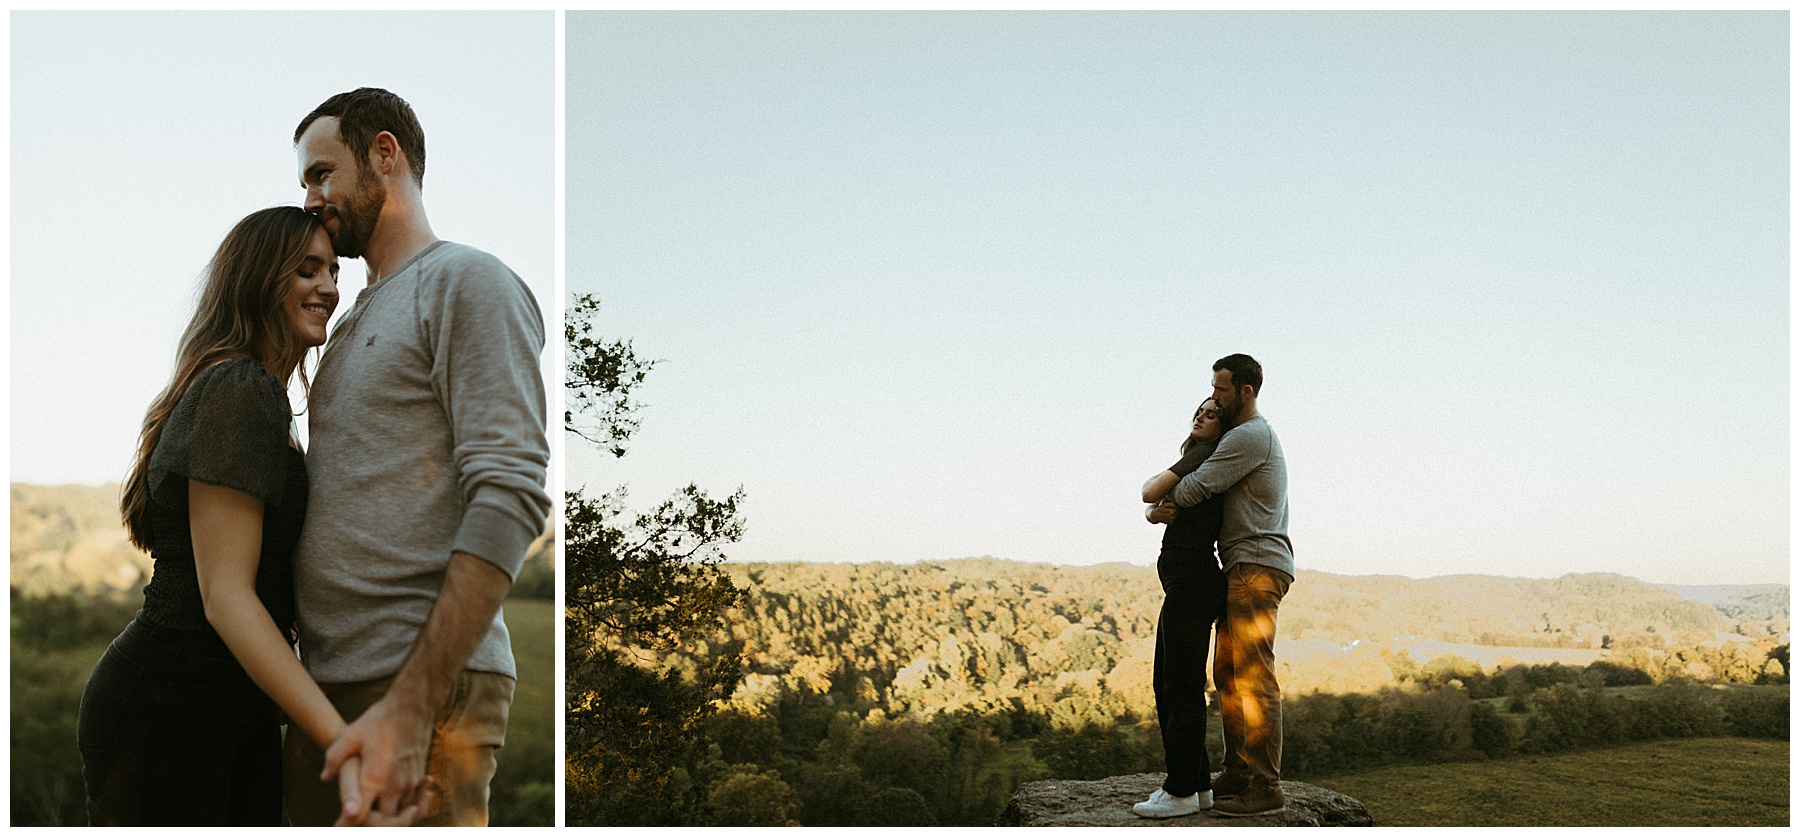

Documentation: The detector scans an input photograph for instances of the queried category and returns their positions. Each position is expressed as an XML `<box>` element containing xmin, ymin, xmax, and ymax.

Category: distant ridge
<box><xmin>726</xmin><ymin>558</ymin><xmax>1787</xmax><ymax>650</ymax></box>
<box><xmin>9</xmin><ymin>482</ymin><xmax>553</xmax><ymax>598</ymax></box>
<box><xmin>1657</xmin><ymin>583</ymin><xmax>1788</xmax><ymax>606</ymax></box>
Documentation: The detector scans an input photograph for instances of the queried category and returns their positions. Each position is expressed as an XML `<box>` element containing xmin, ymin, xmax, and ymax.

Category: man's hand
<box><xmin>324</xmin><ymin>552</ymin><xmax>509</xmax><ymax>824</ymax></box>
<box><xmin>1147</xmin><ymin>502</ymin><xmax>1178</xmax><ymax>525</ymax></box>
<box><xmin>334</xmin><ymin>755</ymin><xmax>434</xmax><ymax>826</ymax></box>
<box><xmin>323</xmin><ymin>695</ymin><xmax>435</xmax><ymax>825</ymax></box>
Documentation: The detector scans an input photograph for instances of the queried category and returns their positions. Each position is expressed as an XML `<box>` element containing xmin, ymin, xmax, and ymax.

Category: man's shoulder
<box><xmin>1223</xmin><ymin>415</ymin><xmax>1274</xmax><ymax>444</ymax></box>
<box><xmin>415</xmin><ymin>241</ymin><xmax>535</xmax><ymax>305</ymax></box>
<box><xmin>420</xmin><ymin>241</ymin><xmax>518</xmax><ymax>281</ymax></box>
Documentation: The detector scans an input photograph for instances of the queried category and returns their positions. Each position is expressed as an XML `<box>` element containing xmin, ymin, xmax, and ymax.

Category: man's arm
<box><xmin>323</xmin><ymin>551</ymin><xmax>510</xmax><ymax>821</ymax></box>
<box><xmin>327</xmin><ymin>250</ymin><xmax>551</xmax><ymax>823</ymax></box>
<box><xmin>1169</xmin><ymin>423</ymin><xmax>1267</xmax><ymax>507</ymax></box>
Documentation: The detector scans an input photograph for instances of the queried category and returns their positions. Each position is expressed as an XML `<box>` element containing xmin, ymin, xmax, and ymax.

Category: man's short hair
<box><xmin>295</xmin><ymin>88</ymin><xmax>426</xmax><ymax>187</ymax></box>
<box><xmin>1213</xmin><ymin>353</ymin><xmax>1263</xmax><ymax>395</ymax></box>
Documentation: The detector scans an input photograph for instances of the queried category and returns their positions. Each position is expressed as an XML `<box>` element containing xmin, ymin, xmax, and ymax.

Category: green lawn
<box><xmin>1310</xmin><ymin>737</ymin><xmax>1789</xmax><ymax>827</ymax></box>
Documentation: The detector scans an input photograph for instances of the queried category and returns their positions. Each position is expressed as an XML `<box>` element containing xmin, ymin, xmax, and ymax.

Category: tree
<box><xmin>563</xmin><ymin>294</ymin><xmax>748</xmax><ymax>825</ymax></box>
<box><xmin>705</xmin><ymin>767</ymin><xmax>803</xmax><ymax>826</ymax></box>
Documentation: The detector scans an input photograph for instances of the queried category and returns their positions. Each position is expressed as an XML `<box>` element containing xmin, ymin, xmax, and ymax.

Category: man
<box><xmin>1154</xmin><ymin>353</ymin><xmax>1293</xmax><ymax>818</ymax></box>
<box><xmin>284</xmin><ymin>88</ymin><xmax>551</xmax><ymax>826</ymax></box>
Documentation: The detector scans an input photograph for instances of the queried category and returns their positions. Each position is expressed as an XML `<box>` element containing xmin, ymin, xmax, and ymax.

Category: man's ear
<box><xmin>369</xmin><ymin>131</ymin><xmax>401</xmax><ymax>178</ymax></box>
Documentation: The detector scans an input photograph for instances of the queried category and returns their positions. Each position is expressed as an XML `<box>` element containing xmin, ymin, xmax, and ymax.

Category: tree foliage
<box><xmin>562</xmin><ymin>294</ymin><xmax>747</xmax><ymax>825</ymax></box>
<box><xmin>563</xmin><ymin>294</ymin><xmax>656</xmax><ymax>458</ymax></box>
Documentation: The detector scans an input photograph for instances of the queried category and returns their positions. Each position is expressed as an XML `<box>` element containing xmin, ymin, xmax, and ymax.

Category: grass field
<box><xmin>492</xmin><ymin>598</ymin><xmax>556</xmax><ymax>826</ymax></box>
<box><xmin>1310</xmin><ymin>737</ymin><xmax>1790</xmax><ymax>827</ymax></box>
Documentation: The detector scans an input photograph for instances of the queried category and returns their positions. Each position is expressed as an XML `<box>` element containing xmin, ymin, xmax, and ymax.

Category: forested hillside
<box><xmin>635</xmin><ymin>558</ymin><xmax>1786</xmax><ymax>826</ymax></box>
<box><xmin>11</xmin><ymin>483</ymin><xmax>148</xmax><ymax>596</ymax></box>
<box><xmin>697</xmin><ymin>559</ymin><xmax>1782</xmax><ymax>718</ymax></box>
<box><xmin>9</xmin><ymin>482</ymin><xmax>555</xmax><ymax>597</ymax></box>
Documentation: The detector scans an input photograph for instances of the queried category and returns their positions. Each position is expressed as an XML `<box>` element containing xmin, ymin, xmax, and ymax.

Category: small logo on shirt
<box><xmin>365</xmin><ymin>335</ymin><xmax>377</xmax><ymax>347</ymax></box>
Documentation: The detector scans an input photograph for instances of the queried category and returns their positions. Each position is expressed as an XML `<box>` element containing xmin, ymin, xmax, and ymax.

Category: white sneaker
<box><xmin>1131</xmin><ymin>787</ymin><xmax>1212</xmax><ymax>818</ymax></box>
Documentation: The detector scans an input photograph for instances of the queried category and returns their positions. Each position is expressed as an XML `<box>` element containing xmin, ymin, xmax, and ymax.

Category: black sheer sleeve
<box><xmin>147</xmin><ymin>357</ymin><xmax>291</xmax><ymax>508</ymax></box>
<box><xmin>1166</xmin><ymin>440</ymin><xmax>1216</xmax><ymax>478</ymax></box>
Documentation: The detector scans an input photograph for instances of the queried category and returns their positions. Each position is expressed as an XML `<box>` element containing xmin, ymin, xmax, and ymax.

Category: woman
<box><xmin>1130</xmin><ymin>399</ymin><xmax>1229</xmax><ymax>819</ymax></box>
<box><xmin>77</xmin><ymin>207</ymin><xmax>422</xmax><ymax>825</ymax></box>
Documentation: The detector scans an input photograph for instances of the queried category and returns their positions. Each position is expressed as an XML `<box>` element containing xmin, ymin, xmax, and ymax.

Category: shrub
<box><xmin>1586</xmin><ymin>660</ymin><xmax>1653</xmax><ymax>687</ymax></box>
<box><xmin>1720</xmin><ymin>687</ymin><xmax>1788</xmax><ymax>739</ymax></box>
<box><xmin>1467</xmin><ymin>701</ymin><xmax>1515</xmax><ymax>758</ymax></box>
<box><xmin>1633</xmin><ymin>683</ymin><xmax>1724</xmax><ymax>739</ymax></box>
<box><xmin>1521</xmin><ymin>684</ymin><xmax>1593</xmax><ymax>753</ymax></box>
<box><xmin>1281</xmin><ymin>692</ymin><xmax>1346</xmax><ymax>775</ymax></box>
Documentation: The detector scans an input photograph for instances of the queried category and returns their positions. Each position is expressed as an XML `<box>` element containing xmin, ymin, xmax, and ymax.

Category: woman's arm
<box><xmin>1142</xmin><ymin>471</ymin><xmax>1181</xmax><ymax>504</ymax></box>
<box><xmin>1143</xmin><ymin>440</ymin><xmax>1217</xmax><ymax>503</ymax></box>
<box><xmin>189</xmin><ymin>480</ymin><xmax>346</xmax><ymax>750</ymax></box>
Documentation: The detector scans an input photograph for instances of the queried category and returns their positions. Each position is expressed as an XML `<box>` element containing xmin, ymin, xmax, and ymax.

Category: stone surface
<box><xmin>995</xmin><ymin>773</ymin><xmax>1373</xmax><ymax>827</ymax></box>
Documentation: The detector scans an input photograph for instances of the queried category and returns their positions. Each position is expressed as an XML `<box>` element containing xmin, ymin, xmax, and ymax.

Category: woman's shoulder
<box><xmin>151</xmin><ymin>357</ymin><xmax>295</xmax><ymax>508</ymax></box>
<box><xmin>187</xmin><ymin>357</ymin><xmax>285</xmax><ymax>402</ymax></box>
<box><xmin>173</xmin><ymin>357</ymin><xmax>291</xmax><ymax>430</ymax></box>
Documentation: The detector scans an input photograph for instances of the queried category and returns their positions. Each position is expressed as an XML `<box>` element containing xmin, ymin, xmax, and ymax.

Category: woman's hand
<box><xmin>334</xmin><ymin>755</ymin><xmax>434</xmax><ymax>826</ymax></box>
<box><xmin>1146</xmin><ymin>501</ymin><xmax>1178</xmax><ymax>525</ymax></box>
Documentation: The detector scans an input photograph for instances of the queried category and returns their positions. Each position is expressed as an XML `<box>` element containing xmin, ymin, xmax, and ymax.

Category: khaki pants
<box><xmin>1213</xmin><ymin>563</ymin><xmax>1291</xmax><ymax>791</ymax></box>
<box><xmin>283</xmin><ymin>670</ymin><xmax>513</xmax><ymax>826</ymax></box>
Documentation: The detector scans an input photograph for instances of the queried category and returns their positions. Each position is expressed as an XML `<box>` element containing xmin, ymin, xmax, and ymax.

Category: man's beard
<box><xmin>1219</xmin><ymin>396</ymin><xmax>1243</xmax><ymax>425</ymax></box>
<box><xmin>328</xmin><ymin>166</ymin><xmax>387</xmax><ymax>258</ymax></box>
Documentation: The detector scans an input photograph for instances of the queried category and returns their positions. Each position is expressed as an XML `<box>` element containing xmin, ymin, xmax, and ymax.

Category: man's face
<box><xmin>1211</xmin><ymin>368</ymin><xmax>1242</xmax><ymax>424</ymax></box>
<box><xmin>297</xmin><ymin>117</ymin><xmax>387</xmax><ymax>259</ymax></box>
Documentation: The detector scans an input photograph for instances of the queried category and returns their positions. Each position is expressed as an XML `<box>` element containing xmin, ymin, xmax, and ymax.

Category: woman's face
<box><xmin>1189</xmin><ymin>401</ymin><xmax>1224</xmax><ymax>443</ymax></box>
<box><xmin>283</xmin><ymin>227</ymin><xmax>341</xmax><ymax>348</ymax></box>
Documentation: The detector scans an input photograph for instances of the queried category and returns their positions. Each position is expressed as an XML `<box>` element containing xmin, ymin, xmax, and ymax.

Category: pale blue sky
<box><xmin>568</xmin><ymin>12</ymin><xmax>1788</xmax><ymax>586</ymax></box>
<box><xmin>11</xmin><ymin>12</ymin><xmax>556</xmax><ymax>486</ymax></box>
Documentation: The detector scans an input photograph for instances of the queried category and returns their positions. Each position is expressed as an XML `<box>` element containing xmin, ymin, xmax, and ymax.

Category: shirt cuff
<box><xmin>451</xmin><ymin>499</ymin><xmax>537</xmax><ymax>579</ymax></box>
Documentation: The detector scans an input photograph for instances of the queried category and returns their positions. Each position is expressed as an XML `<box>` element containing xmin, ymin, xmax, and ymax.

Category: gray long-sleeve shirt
<box><xmin>1170</xmin><ymin>414</ymin><xmax>1294</xmax><ymax>579</ymax></box>
<box><xmin>295</xmin><ymin>241</ymin><xmax>551</xmax><ymax>684</ymax></box>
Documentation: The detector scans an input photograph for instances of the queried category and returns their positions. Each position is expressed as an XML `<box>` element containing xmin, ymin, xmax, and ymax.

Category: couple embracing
<box><xmin>77</xmin><ymin>88</ymin><xmax>552</xmax><ymax>826</ymax></box>
<box><xmin>1134</xmin><ymin>354</ymin><xmax>1294</xmax><ymax>819</ymax></box>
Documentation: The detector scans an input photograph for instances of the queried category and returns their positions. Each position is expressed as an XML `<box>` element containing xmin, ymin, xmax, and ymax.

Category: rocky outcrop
<box><xmin>996</xmin><ymin>773</ymin><xmax>1372</xmax><ymax>827</ymax></box>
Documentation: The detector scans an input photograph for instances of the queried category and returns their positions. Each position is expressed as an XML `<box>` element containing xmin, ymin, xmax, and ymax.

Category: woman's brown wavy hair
<box><xmin>120</xmin><ymin>206</ymin><xmax>323</xmax><ymax>550</ymax></box>
<box><xmin>1179</xmin><ymin>398</ymin><xmax>1220</xmax><ymax>457</ymax></box>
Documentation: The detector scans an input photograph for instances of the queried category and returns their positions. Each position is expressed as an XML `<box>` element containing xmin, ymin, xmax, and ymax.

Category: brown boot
<box><xmin>1209</xmin><ymin>783</ymin><xmax>1286</xmax><ymax>818</ymax></box>
<box><xmin>1209</xmin><ymin>771</ymin><xmax>1251</xmax><ymax>800</ymax></box>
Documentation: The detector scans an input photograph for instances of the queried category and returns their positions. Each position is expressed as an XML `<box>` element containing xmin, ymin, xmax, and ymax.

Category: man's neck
<box><xmin>1232</xmin><ymin>403</ymin><xmax>1261</xmax><ymax>428</ymax></box>
<box><xmin>362</xmin><ymin>206</ymin><xmax>439</xmax><ymax>285</ymax></box>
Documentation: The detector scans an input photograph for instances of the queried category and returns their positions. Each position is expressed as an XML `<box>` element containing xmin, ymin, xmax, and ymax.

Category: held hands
<box><xmin>333</xmin><ymin>755</ymin><xmax>434</xmax><ymax>826</ymax></box>
<box><xmin>1146</xmin><ymin>502</ymin><xmax>1178</xmax><ymax>525</ymax></box>
<box><xmin>323</xmin><ymin>695</ymin><xmax>436</xmax><ymax>826</ymax></box>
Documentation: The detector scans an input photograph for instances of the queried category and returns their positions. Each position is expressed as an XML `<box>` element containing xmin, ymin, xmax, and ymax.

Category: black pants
<box><xmin>1154</xmin><ymin>546</ymin><xmax>1227</xmax><ymax>798</ymax></box>
<box><xmin>77</xmin><ymin>613</ymin><xmax>282</xmax><ymax>826</ymax></box>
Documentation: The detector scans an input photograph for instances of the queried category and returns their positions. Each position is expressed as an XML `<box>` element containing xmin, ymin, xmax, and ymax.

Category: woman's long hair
<box><xmin>120</xmin><ymin>206</ymin><xmax>323</xmax><ymax>550</ymax></box>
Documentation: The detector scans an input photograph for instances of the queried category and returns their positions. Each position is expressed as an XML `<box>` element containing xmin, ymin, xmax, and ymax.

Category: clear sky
<box><xmin>11</xmin><ymin>12</ymin><xmax>556</xmax><ymax>486</ymax></box>
<box><xmin>567</xmin><ymin>12</ymin><xmax>1788</xmax><ymax>587</ymax></box>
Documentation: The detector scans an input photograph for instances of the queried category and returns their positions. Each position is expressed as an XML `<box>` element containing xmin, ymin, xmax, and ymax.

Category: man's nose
<box><xmin>303</xmin><ymin>186</ymin><xmax>325</xmax><ymax>214</ymax></box>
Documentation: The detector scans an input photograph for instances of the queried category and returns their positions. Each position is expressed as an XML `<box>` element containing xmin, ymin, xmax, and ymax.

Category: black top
<box><xmin>1161</xmin><ymin>491</ymin><xmax>1225</xmax><ymax>555</ymax></box>
<box><xmin>1159</xmin><ymin>440</ymin><xmax>1225</xmax><ymax>555</ymax></box>
<box><xmin>139</xmin><ymin>358</ymin><xmax>306</xmax><ymax>634</ymax></box>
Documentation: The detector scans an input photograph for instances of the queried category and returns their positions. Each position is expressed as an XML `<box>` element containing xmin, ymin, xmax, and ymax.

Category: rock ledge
<box><xmin>995</xmin><ymin>773</ymin><xmax>1372</xmax><ymax>827</ymax></box>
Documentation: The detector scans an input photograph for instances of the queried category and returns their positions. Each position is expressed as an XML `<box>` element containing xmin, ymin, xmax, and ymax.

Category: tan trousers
<box><xmin>1213</xmin><ymin>562</ymin><xmax>1291</xmax><ymax>791</ymax></box>
<box><xmin>283</xmin><ymin>670</ymin><xmax>513</xmax><ymax>826</ymax></box>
